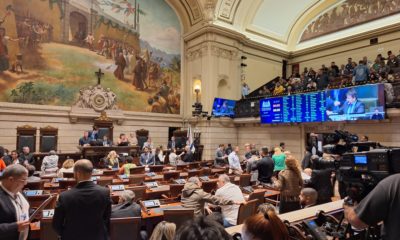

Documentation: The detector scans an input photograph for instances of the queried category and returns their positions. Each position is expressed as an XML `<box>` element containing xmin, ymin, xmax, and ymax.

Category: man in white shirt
<box><xmin>0</xmin><ymin>164</ymin><xmax>30</xmax><ymax>240</ymax></box>
<box><xmin>228</xmin><ymin>146</ymin><xmax>243</xmax><ymax>175</ymax></box>
<box><xmin>214</xmin><ymin>174</ymin><xmax>244</xmax><ymax>227</ymax></box>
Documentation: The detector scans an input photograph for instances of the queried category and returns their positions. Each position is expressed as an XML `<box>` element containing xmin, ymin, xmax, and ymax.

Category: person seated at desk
<box><xmin>27</xmin><ymin>165</ymin><xmax>41</xmax><ymax>182</ymax></box>
<box><xmin>40</xmin><ymin>150</ymin><xmax>59</xmax><ymax>174</ymax></box>
<box><xmin>19</xmin><ymin>146</ymin><xmax>34</xmax><ymax>166</ymax></box>
<box><xmin>89</xmin><ymin>126</ymin><xmax>99</xmax><ymax>141</ymax></box>
<box><xmin>371</xmin><ymin>107</ymin><xmax>384</xmax><ymax>120</ymax></box>
<box><xmin>155</xmin><ymin>146</ymin><xmax>165</xmax><ymax>165</ymax></box>
<box><xmin>118</xmin><ymin>156</ymin><xmax>136</xmax><ymax>176</ymax></box>
<box><xmin>103</xmin><ymin>150</ymin><xmax>119</xmax><ymax>169</ymax></box>
<box><xmin>57</xmin><ymin>159</ymin><xmax>75</xmax><ymax>178</ymax></box>
<box><xmin>299</xmin><ymin>188</ymin><xmax>318</xmax><ymax>209</ymax></box>
<box><xmin>326</xmin><ymin>88</ymin><xmax>365</xmax><ymax>116</ymax></box>
<box><xmin>129</xmin><ymin>132</ymin><xmax>138</xmax><ymax>146</ymax></box>
<box><xmin>79</xmin><ymin>131</ymin><xmax>91</xmax><ymax>147</ymax></box>
<box><xmin>116</xmin><ymin>133</ymin><xmax>130</xmax><ymax>146</ymax></box>
<box><xmin>9</xmin><ymin>150</ymin><xmax>22</xmax><ymax>166</ymax></box>
<box><xmin>111</xmin><ymin>190</ymin><xmax>141</xmax><ymax>218</ymax></box>
<box><xmin>251</xmin><ymin>147</ymin><xmax>274</xmax><ymax>185</ymax></box>
<box><xmin>181</xmin><ymin>146</ymin><xmax>194</xmax><ymax>163</ymax></box>
<box><xmin>140</xmin><ymin>147</ymin><xmax>155</xmax><ymax>166</ymax></box>
<box><xmin>181</xmin><ymin>177</ymin><xmax>235</xmax><ymax>216</ymax></box>
<box><xmin>228</xmin><ymin>146</ymin><xmax>243</xmax><ymax>175</ymax></box>
<box><xmin>101</xmin><ymin>135</ymin><xmax>112</xmax><ymax>147</ymax></box>
<box><xmin>241</xmin><ymin>211</ymin><xmax>289</xmax><ymax>240</ymax></box>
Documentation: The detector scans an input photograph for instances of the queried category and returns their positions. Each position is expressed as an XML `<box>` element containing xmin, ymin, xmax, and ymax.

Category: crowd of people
<box><xmin>242</xmin><ymin>49</ymin><xmax>400</xmax><ymax>99</ymax></box>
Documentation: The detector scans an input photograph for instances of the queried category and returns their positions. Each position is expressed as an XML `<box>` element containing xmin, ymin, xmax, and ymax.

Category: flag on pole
<box><xmin>187</xmin><ymin>125</ymin><xmax>195</xmax><ymax>153</ymax></box>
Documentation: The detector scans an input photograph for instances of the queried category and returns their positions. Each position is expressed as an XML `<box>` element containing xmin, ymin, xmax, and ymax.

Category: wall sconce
<box><xmin>193</xmin><ymin>80</ymin><xmax>202</xmax><ymax>103</ymax></box>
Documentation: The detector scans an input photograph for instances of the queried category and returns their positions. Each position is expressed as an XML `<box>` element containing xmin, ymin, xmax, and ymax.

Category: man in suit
<box><xmin>111</xmin><ymin>190</ymin><xmax>141</xmax><ymax>218</ymax></box>
<box><xmin>0</xmin><ymin>164</ymin><xmax>30</xmax><ymax>240</ymax></box>
<box><xmin>328</xmin><ymin>88</ymin><xmax>365</xmax><ymax>117</ymax></box>
<box><xmin>167</xmin><ymin>136</ymin><xmax>176</xmax><ymax>149</ymax></box>
<box><xmin>52</xmin><ymin>159</ymin><xmax>111</xmax><ymax>240</ymax></box>
<box><xmin>299</xmin><ymin>188</ymin><xmax>318</xmax><ymax>209</ymax></box>
<box><xmin>215</xmin><ymin>144</ymin><xmax>227</xmax><ymax>166</ymax></box>
<box><xmin>139</xmin><ymin>147</ymin><xmax>155</xmax><ymax>166</ymax></box>
<box><xmin>182</xmin><ymin>145</ymin><xmax>194</xmax><ymax>163</ymax></box>
<box><xmin>252</xmin><ymin>147</ymin><xmax>274</xmax><ymax>184</ymax></box>
<box><xmin>88</xmin><ymin>126</ymin><xmax>99</xmax><ymax>141</ymax></box>
<box><xmin>19</xmin><ymin>146</ymin><xmax>34</xmax><ymax>166</ymax></box>
<box><xmin>78</xmin><ymin>131</ymin><xmax>91</xmax><ymax>146</ymax></box>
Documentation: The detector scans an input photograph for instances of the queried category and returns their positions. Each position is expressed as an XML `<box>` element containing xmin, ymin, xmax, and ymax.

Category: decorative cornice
<box><xmin>186</xmin><ymin>44</ymin><xmax>209</xmax><ymax>61</ymax></box>
<box><xmin>210</xmin><ymin>45</ymin><xmax>238</xmax><ymax>59</ymax></box>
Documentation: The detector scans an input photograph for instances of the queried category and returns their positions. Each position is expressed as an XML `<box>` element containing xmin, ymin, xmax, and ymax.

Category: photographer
<box><xmin>344</xmin><ymin>174</ymin><xmax>400</xmax><ymax>240</ymax></box>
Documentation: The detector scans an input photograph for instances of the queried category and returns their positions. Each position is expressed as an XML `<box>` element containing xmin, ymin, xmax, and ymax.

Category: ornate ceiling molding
<box><xmin>180</xmin><ymin>0</ymin><xmax>204</xmax><ymax>26</ymax></box>
<box><xmin>217</xmin><ymin>0</ymin><xmax>241</xmax><ymax>24</ymax></box>
<box><xmin>210</xmin><ymin>45</ymin><xmax>238</xmax><ymax>60</ymax></box>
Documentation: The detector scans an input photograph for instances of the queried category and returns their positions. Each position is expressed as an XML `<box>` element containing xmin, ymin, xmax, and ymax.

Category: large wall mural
<box><xmin>0</xmin><ymin>0</ymin><xmax>181</xmax><ymax>114</ymax></box>
<box><xmin>300</xmin><ymin>0</ymin><xmax>400</xmax><ymax>42</ymax></box>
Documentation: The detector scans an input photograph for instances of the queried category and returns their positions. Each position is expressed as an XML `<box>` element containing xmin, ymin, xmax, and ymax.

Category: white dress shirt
<box><xmin>228</xmin><ymin>151</ymin><xmax>241</xmax><ymax>170</ymax></box>
<box><xmin>215</xmin><ymin>182</ymin><xmax>245</xmax><ymax>225</ymax></box>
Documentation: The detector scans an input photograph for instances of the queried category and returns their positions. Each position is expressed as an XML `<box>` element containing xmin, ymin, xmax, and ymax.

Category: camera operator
<box><xmin>344</xmin><ymin>174</ymin><xmax>400</xmax><ymax>240</ymax></box>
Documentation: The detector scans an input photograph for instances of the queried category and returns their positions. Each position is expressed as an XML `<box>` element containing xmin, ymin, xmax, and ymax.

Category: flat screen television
<box><xmin>212</xmin><ymin>98</ymin><xmax>236</xmax><ymax>117</ymax></box>
<box><xmin>326</xmin><ymin>84</ymin><xmax>385</xmax><ymax>122</ymax></box>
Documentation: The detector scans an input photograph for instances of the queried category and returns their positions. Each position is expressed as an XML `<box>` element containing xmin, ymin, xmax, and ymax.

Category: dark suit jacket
<box><xmin>52</xmin><ymin>181</ymin><xmax>111</xmax><ymax>240</ymax></box>
<box><xmin>182</xmin><ymin>152</ymin><xmax>194</xmax><ymax>163</ymax></box>
<box><xmin>253</xmin><ymin>156</ymin><xmax>274</xmax><ymax>184</ymax></box>
<box><xmin>305</xmin><ymin>169</ymin><xmax>333</xmax><ymax>204</ymax></box>
<box><xmin>111</xmin><ymin>202</ymin><xmax>141</xmax><ymax>218</ymax></box>
<box><xmin>0</xmin><ymin>187</ymin><xmax>19</xmax><ymax>240</ymax></box>
<box><xmin>338</xmin><ymin>100</ymin><xmax>365</xmax><ymax>115</ymax></box>
<box><xmin>301</xmin><ymin>151</ymin><xmax>312</xmax><ymax>170</ymax></box>
<box><xmin>139</xmin><ymin>153</ymin><xmax>155</xmax><ymax>166</ymax></box>
<box><xmin>19</xmin><ymin>153</ymin><xmax>34</xmax><ymax>165</ymax></box>
<box><xmin>167</xmin><ymin>141</ymin><xmax>176</xmax><ymax>149</ymax></box>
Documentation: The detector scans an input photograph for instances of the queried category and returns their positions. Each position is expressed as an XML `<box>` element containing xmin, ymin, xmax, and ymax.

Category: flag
<box><xmin>187</xmin><ymin>125</ymin><xmax>195</xmax><ymax>153</ymax></box>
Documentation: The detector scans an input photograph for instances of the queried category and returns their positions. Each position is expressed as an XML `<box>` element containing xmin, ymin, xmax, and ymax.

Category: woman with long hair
<box><xmin>241</xmin><ymin>210</ymin><xmax>289</xmax><ymax>240</ymax></box>
<box><xmin>273</xmin><ymin>155</ymin><xmax>303</xmax><ymax>214</ymax></box>
<box><xmin>104</xmin><ymin>150</ymin><xmax>119</xmax><ymax>169</ymax></box>
<box><xmin>149</xmin><ymin>221</ymin><xmax>176</xmax><ymax>240</ymax></box>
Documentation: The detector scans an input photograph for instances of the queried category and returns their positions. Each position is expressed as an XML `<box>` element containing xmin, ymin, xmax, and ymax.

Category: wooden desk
<box><xmin>79</xmin><ymin>146</ymin><xmax>140</xmax><ymax>158</ymax></box>
<box><xmin>225</xmin><ymin>199</ymin><xmax>344</xmax><ymax>235</ymax></box>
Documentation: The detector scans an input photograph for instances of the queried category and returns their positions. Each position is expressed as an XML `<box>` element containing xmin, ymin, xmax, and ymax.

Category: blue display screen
<box><xmin>212</xmin><ymin>98</ymin><xmax>236</xmax><ymax>117</ymax></box>
<box><xmin>354</xmin><ymin>155</ymin><xmax>367</xmax><ymax>165</ymax></box>
<box><xmin>260</xmin><ymin>84</ymin><xmax>385</xmax><ymax>124</ymax></box>
<box><xmin>260</xmin><ymin>92</ymin><xmax>326</xmax><ymax>124</ymax></box>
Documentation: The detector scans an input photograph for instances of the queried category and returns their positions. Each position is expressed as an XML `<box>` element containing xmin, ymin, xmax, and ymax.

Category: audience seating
<box><xmin>25</xmin><ymin>180</ymin><xmax>45</xmax><ymax>190</ymax></box>
<box><xmin>103</xmin><ymin>169</ymin><xmax>119</xmax><ymax>176</ymax></box>
<box><xmin>201</xmin><ymin>180</ymin><xmax>217</xmax><ymax>193</ymax></box>
<box><xmin>163</xmin><ymin>208</ymin><xmax>194</xmax><ymax>231</ymax></box>
<box><xmin>39</xmin><ymin>126</ymin><xmax>58</xmax><ymax>152</ymax></box>
<box><xmin>236</xmin><ymin>199</ymin><xmax>258</xmax><ymax>225</ymax></box>
<box><xmin>199</xmin><ymin>168</ymin><xmax>211</xmax><ymax>176</ymax></box>
<box><xmin>248</xmin><ymin>190</ymin><xmax>267</xmax><ymax>207</ymax></box>
<box><xmin>149</xmin><ymin>165</ymin><xmax>164</xmax><ymax>173</ymax></box>
<box><xmin>128</xmin><ymin>174</ymin><xmax>145</xmax><ymax>185</ymax></box>
<box><xmin>239</xmin><ymin>174</ymin><xmax>251</xmax><ymax>187</ymax></box>
<box><xmin>163</xmin><ymin>171</ymin><xmax>180</xmax><ymax>181</ymax></box>
<box><xmin>109</xmin><ymin>217</ymin><xmax>142</xmax><ymax>240</ymax></box>
<box><xmin>130</xmin><ymin>166</ymin><xmax>145</xmax><ymax>175</ymax></box>
<box><xmin>163</xmin><ymin>184</ymin><xmax>184</xmax><ymax>199</ymax></box>
<box><xmin>125</xmin><ymin>185</ymin><xmax>146</xmax><ymax>201</ymax></box>
<box><xmin>187</xmin><ymin>169</ymin><xmax>200</xmax><ymax>178</ymax></box>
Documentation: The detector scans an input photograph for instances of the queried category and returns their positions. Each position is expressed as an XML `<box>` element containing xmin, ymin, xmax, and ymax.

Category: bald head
<box><xmin>300</xmin><ymin>188</ymin><xmax>318</xmax><ymax>206</ymax></box>
<box><xmin>73</xmin><ymin>159</ymin><xmax>93</xmax><ymax>181</ymax></box>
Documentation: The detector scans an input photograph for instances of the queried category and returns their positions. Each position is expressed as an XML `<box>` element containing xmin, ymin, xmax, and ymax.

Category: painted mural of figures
<box><xmin>97</xmin><ymin>34</ymin><xmax>105</xmax><ymax>54</ymax></box>
<box><xmin>0</xmin><ymin>27</ymin><xmax>9</xmax><ymax>72</ymax></box>
<box><xmin>114</xmin><ymin>52</ymin><xmax>126</xmax><ymax>80</ymax></box>
<box><xmin>142</xmin><ymin>49</ymin><xmax>150</xmax><ymax>87</ymax></box>
<box><xmin>128</xmin><ymin>50</ymin><xmax>137</xmax><ymax>74</ymax></box>
<box><xmin>85</xmin><ymin>32</ymin><xmax>95</xmax><ymax>51</ymax></box>
<box><xmin>133</xmin><ymin>56</ymin><xmax>144</xmax><ymax>90</ymax></box>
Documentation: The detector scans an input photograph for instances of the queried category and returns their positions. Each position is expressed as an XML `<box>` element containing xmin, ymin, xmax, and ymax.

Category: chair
<box><xmin>149</xmin><ymin>165</ymin><xmax>164</xmax><ymax>173</ymax></box>
<box><xmin>97</xmin><ymin>177</ymin><xmax>113</xmax><ymax>186</ymax></box>
<box><xmin>125</xmin><ymin>185</ymin><xmax>146</xmax><ymax>201</ymax></box>
<box><xmin>16</xmin><ymin>125</ymin><xmax>37</xmax><ymax>152</ymax></box>
<box><xmin>25</xmin><ymin>180</ymin><xmax>45</xmax><ymax>190</ymax></box>
<box><xmin>163</xmin><ymin>171</ymin><xmax>180</xmax><ymax>181</ymax></box>
<box><xmin>136</xmin><ymin>129</ymin><xmax>149</xmax><ymax>149</ymax></box>
<box><xmin>40</xmin><ymin>217</ymin><xmax>58</xmax><ymax>240</ymax></box>
<box><xmin>187</xmin><ymin>169</ymin><xmax>200</xmax><ymax>178</ymax></box>
<box><xmin>59</xmin><ymin>179</ymin><xmax>77</xmax><ymax>189</ymax></box>
<box><xmin>239</xmin><ymin>174</ymin><xmax>252</xmax><ymax>187</ymax></box>
<box><xmin>94</xmin><ymin>112</ymin><xmax>114</xmax><ymax>140</ymax></box>
<box><xmin>130</xmin><ymin>166</ymin><xmax>145</xmax><ymax>175</ymax></box>
<box><xmin>248</xmin><ymin>190</ymin><xmax>267</xmax><ymax>207</ymax></box>
<box><xmin>63</xmin><ymin>172</ymin><xmax>74</xmax><ymax>178</ymax></box>
<box><xmin>163</xmin><ymin>184</ymin><xmax>184</xmax><ymax>199</ymax></box>
<box><xmin>236</xmin><ymin>199</ymin><xmax>258</xmax><ymax>225</ymax></box>
<box><xmin>128</xmin><ymin>174</ymin><xmax>145</xmax><ymax>185</ymax></box>
<box><xmin>110</xmin><ymin>217</ymin><xmax>142</xmax><ymax>240</ymax></box>
<box><xmin>164</xmin><ymin>209</ymin><xmax>194</xmax><ymax>230</ymax></box>
<box><xmin>39</xmin><ymin>126</ymin><xmax>58</xmax><ymax>152</ymax></box>
<box><xmin>201</xmin><ymin>181</ymin><xmax>217</xmax><ymax>193</ymax></box>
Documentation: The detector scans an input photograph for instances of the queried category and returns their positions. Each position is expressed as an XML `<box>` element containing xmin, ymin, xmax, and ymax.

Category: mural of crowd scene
<box><xmin>300</xmin><ymin>0</ymin><xmax>400</xmax><ymax>42</ymax></box>
<box><xmin>0</xmin><ymin>0</ymin><xmax>181</xmax><ymax>114</ymax></box>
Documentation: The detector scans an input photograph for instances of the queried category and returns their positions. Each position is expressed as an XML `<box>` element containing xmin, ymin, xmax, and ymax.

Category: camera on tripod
<box><xmin>192</xmin><ymin>102</ymin><xmax>208</xmax><ymax>118</ymax></box>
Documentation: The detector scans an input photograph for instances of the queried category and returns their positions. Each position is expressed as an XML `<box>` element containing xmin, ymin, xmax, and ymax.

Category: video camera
<box><xmin>192</xmin><ymin>102</ymin><xmax>208</xmax><ymax>117</ymax></box>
